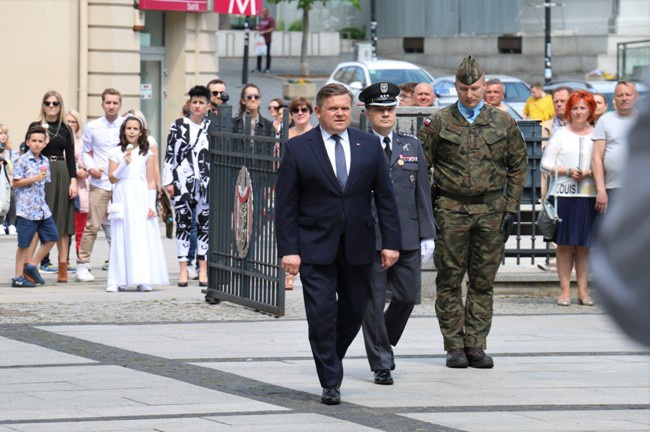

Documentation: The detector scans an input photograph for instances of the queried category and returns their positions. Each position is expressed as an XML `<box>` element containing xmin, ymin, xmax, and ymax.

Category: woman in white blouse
<box><xmin>541</xmin><ymin>90</ymin><xmax>598</xmax><ymax>307</ymax></box>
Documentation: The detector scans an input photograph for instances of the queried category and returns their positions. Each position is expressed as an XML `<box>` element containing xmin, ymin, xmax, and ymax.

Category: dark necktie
<box><xmin>466</xmin><ymin>109</ymin><xmax>474</xmax><ymax>119</ymax></box>
<box><xmin>383</xmin><ymin>136</ymin><xmax>392</xmax><ymax>160</ymax></box>
<box><xmin>332</xmin><ymin>134</ymin><xmax>347</xmax><ymax>189</ymax></box>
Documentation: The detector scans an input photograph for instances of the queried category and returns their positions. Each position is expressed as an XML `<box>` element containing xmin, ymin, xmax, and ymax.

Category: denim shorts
<box><xmin>16</xmin><ymin>216</ymin><xmax>60</xmax><ymax>248</ymax></box>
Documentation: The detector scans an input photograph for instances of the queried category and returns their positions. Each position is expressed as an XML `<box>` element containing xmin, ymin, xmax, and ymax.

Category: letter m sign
<box><xmin>214</xmin><ymin>0</ymin><xmax>263</xmax><ymax>15</ymax></box>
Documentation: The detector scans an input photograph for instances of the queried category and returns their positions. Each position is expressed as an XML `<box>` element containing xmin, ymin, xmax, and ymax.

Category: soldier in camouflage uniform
<box><xmin>417</xmin><ymin>55</ymin><xmax>528</xmax><ymax>369</ymax></box>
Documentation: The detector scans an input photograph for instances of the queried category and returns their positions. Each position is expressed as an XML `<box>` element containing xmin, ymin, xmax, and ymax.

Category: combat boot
<box><xmin>465</xmin><ymin>347</ymin><xmax>494</xmax><ymax>368</ymax></box>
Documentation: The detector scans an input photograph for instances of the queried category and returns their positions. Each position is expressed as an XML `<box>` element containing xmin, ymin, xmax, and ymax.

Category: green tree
<box><xmin>268</xmin><ymin>0</ymin><xmax>361</xmax><ymax>76</ymax></box>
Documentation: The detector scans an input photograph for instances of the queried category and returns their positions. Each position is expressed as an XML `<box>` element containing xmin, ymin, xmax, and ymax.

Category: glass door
<box><xmin>140</xmin><ymin>48</ymin><xmax>166</xmax><ymax>168</ymax></box>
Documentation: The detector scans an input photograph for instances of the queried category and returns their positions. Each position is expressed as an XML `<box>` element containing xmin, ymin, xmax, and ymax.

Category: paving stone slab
<box><xmin>0</xmin><ymin>413</ymin><xmax>382</xmax><ymax>432</ymax></box>
<box><xmin>402</xmin><ymin>410</ymin><xmax>650</xmax><ymax>432</ymax></box>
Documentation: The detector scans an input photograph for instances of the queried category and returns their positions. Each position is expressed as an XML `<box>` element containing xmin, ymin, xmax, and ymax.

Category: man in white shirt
<box><xmin>76</xmin><ymin>89</ymin><xmax>124</xmax><ymax>282</ymax></box>
<box><xmin>592</xmin><ymin>81</ymin><xmax>639</xmax><ymax>214</ymax></box>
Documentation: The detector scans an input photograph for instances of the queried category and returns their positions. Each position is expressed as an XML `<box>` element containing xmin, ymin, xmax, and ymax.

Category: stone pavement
<box><xmin>1</xmin><ymin>228</ymin><xmax>649</xmax><ymax>431</ymax></box>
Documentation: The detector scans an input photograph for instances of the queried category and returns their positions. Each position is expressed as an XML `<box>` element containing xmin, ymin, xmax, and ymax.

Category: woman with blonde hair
<box><xmin>0</xmin><ymin>123</ymin><xmax>19</xmax><ymax>235</ymax></box>
<box><xmin>65</xmin><ymin>110</ymin><xmax>88</xmax><ymax>255</ymax></box>
<box><xmin>28</xmin><ymin>91</ymin><xmax>77</xmax><ymax>282</ymax></box>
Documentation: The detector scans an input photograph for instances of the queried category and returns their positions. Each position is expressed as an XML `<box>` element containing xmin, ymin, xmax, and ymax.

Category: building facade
<box><xmin>1</xmin><ymin>0</ymin><xmax>220</xmax><ymax>151</ymax></box>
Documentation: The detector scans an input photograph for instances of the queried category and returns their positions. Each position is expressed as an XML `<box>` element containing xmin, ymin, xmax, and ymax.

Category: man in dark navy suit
<box><xmin>275</xmin><ymin>83</ymin><xmax>402</xmax><ymax>405</ymax></box>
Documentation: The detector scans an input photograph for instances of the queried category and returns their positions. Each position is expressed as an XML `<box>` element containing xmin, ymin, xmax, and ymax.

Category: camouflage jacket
<box><xmin>417</xmin><ymin>103</ymin><xmax>528</xmax><ymax>214</ymax></box>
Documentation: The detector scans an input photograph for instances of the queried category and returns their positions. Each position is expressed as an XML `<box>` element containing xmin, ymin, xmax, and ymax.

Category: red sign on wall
<box><xmin>214</xmin><ymin>0</ymin><xmax>263</xmax><ymax>16</ymax></box>
<box><xmin>139</xmin><ymin>0</ymin><xmax>209</xmax><ymax>12</ymax></box>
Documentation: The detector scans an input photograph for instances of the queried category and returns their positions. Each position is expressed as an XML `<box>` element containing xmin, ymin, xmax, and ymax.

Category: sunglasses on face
<box><xmin>44</xmin><ymin>101</ymin><xmax>60</xmax><ymax>107</ymax></box>
<box><xmin>245</xmin><ymin>94</ymin><xmax>261</xmax><ymax>100</ymax></box>
<box><xmin>268</xmin><ymin>105</ymin><xmax>280</xmax><ymax>111</ymax></box>
<box><xmin>211</xmin><ymin>91</ymin><xmax>224</xmax><ymax>97</ymax></box>
<box><xmin>292</xmin><ymin>107</ymin><xmax>310</xmax><ymax>114</ymax></box>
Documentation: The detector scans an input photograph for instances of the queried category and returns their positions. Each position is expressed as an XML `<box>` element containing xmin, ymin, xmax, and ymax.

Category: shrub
<box><xmin>341</xmin><ymin>26</ymin><xmax>365</xmax><ymax>40</ymax></box>
<box><xmin>288</xmin><ymin>19</ymin><xmax>303</xmax><ymax>32</ymax></box>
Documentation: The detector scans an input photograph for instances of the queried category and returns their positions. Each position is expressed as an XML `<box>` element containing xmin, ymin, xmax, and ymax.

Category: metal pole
<box><xmin>544</xmin><ymin>0</ymin><xmax>552</xmax><ymax>84</ymax></box>
<box><xmin>370</xmin><ymin>0</ymin><xmax>377</xmax><ymax>60</ymax></box>
<box><xmin>242</xmin><ymin>16</ymin><xmax>250</xmax><ymax>85</ymax></box>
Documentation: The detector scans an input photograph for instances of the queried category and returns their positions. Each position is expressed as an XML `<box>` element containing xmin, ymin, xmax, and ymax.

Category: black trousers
<box><xmin>362</xmin><ymin>249</ymin><xmax>420</xmax><ymax>371</ymax></box>
<box><xmin>299</xmin><ymin>239</ymin><xmax>372</xmax><ymax>388</ymax></box>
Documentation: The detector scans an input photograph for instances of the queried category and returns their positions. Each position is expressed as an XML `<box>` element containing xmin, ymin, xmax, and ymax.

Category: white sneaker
<box><xmin>106</xmin><ymin>285</ymin><xmax>118</xmax><ymax>292</ymax></box>
<box><xmin>76</xmin><ymin>264</ymin><xmax>95</xmax><ymax>282</ymax></box>
<box><xmin>7</xmin><ymin>225</ymin><xmax>17</xmax><ymax>235</ymax></box>
<box><xmin>137</xmin><ymin>284</ymin><xmax>152</xmax><ymax>292</ymax></box>
<box><xmin>187</xmin><ymin>266</ymin><xmax>198</xmax><ymax>280</ymax></box>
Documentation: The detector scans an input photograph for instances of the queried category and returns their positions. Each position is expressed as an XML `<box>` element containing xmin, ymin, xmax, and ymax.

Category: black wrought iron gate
<box><xmin>204</xmin><ymin>105</ymin><xmax>287</xmax><ymax>316</ymax></box>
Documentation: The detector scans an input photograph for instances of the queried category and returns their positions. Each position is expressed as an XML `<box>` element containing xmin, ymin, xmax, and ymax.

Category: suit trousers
<box><xmin>299</xmin><ymin>238</ymin><xmax>372</xmax><ymax>388</ymax></box>
<box><xmin>78</xmin><ymin>186</ymin><xmax>112</xmax><ymax>264</ymax></box>
<box><xmin>362</xmin><ymin>249</ymin><xmax>420</xmax><ymax>371</ymax></box>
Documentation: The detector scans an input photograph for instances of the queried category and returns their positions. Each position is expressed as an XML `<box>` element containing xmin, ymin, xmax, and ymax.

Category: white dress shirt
<box><xmin>82</xmin><ymin>115</ymin><xmax>125</xmax><ymax>191</ymax></box>
<box><xmin>320</xmin><ymin>128</ymin><xmax>351</xmax><ymax>177</ymax></box>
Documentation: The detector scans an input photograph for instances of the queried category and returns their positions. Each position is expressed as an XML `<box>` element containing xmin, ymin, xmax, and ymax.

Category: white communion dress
<box><xmin>107</xmin><ymin>146</ymin><xmax>169</xmax><ymax>288</ymax></box>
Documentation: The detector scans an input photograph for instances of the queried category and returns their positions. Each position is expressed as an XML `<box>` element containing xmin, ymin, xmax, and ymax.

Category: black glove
<box><xmin>500</xmin><ymin>212</ymin><xmax>515</xmax><ymax>243</ymax></box>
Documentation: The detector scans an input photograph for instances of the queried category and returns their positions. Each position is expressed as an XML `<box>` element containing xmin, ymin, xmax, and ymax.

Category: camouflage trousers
<box><xmin>433</xmin><ymin>208</ymin><xmax>504</xmax><ymax>350</ymax></box>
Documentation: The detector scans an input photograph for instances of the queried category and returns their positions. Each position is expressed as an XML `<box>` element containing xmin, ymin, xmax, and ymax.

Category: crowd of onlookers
<box><xmin>0</xmin><ymin>77</ymin><xmax>319</xmax><ymax>292</ymax></box>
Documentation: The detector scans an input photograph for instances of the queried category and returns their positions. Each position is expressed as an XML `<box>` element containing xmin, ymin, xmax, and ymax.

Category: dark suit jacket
<box><xmin>276</xmin><ymin>126</ymin><xmax>402</xmax><ymax>266</ymax></box>
<box><xmin>373</xmin><ymin>131</ymin><xmax>436</xmax><ymax>251</ymax></box>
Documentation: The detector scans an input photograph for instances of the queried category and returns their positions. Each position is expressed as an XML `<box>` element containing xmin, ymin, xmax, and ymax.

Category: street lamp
<box><xmin>370</xmin><ymin>0</ymin><xmax>377</xmax><ymax>60</ymax></box>
<box><xmin>531</xmin><ymin>1</ymin><xmax>563</xmax><ymax>84</ymax></box>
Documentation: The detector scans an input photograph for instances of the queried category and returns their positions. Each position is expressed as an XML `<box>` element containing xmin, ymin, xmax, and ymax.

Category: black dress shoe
<box><xmin>446</xmin><ymin>349</ymin><xmax>469</xmax><ymax>368</ymax></box>
<box><xmin>178</xmin><ymin>281</ymin><xmax>188</xmax><ymax>287</ymax></box>
<box><xmin>373</xmin><ymin>369</ymin><xmax>394</xmax><ymax>385</ymax></box>
<box><xmin>321</xmin><ymin>386</ymin><xmax>341</xmax><ymax>405</ymax></box>
<box><xmin>465</xmin><ymin>347</ymin><xmax>494</xmax><ymax>368</ymax></box>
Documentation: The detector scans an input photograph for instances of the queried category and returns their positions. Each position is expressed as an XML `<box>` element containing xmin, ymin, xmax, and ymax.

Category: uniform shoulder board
<box><xmin>396</xmin><ymin>131</ymin><xmax>417</xmax><ymax>139</ymax></box>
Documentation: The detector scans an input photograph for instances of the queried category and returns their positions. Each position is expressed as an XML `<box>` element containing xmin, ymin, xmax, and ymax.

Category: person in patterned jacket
<box><xmin>163</xmin><ymin>86</ymin><xmax>211</xmax><ymax>288</ymax></box>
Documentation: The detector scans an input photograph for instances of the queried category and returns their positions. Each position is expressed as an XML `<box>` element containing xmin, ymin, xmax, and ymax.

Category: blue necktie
<box><xmin>332</xmin><ymin>134</ymin><xmax>347</xmax><ymax>189</ymax></box>
<box><xmin>466</xmin><ymin>109</ymin><xmax>473</xmax><ymax>119</ymax></box>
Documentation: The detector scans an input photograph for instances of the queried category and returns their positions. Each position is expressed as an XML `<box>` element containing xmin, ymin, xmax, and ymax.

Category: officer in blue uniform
<box><xmin>359</xmin><ymin>82</ymin><xmax>436</xmax><ymax>385</ymax></box>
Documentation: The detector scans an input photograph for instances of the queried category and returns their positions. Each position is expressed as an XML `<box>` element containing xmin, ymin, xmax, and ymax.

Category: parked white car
<box><xmin>326</xmin><ymin>60</ymin><xmax>435</xmax><ymax>126</ymax></box>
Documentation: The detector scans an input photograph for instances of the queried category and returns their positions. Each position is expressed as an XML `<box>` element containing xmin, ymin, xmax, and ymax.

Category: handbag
<box><xmin>536</xmin><ymin>157</ymin><xmax>561</xmax><ymax>240</ymax></box>
<box><xmin>0</xmin><ymin>160</ymin><xmax>11</xmax><ymax>217</ymax></box>
<box><xmin>108</xmin><ymin>202</ymin><xmax>124</xmax><ymax>221</ymax></box>
<box><xmin>157</xmin><ymin>189</ymin><xmax>174</xmax><ymax>239</ymax></box>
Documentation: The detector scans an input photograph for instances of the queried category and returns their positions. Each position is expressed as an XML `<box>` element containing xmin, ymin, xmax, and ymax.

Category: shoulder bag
<box><xmin>536</xmin><ymin>157</ymin><xmax>562</xmax><ymax>240</ymax></box>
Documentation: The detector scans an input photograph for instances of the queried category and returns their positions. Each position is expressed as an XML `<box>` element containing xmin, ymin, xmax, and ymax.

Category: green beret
<box><xmin>456</xmin><ymin>55</ymin><xmax>484</xmax><ymax>85</ymax></box>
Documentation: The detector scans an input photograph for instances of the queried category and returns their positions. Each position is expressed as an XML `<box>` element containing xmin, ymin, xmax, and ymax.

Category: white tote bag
<box><xmin>254</xmin><ymin>35</ymin><xmax>267</xmax><ymax>56</ymax></box>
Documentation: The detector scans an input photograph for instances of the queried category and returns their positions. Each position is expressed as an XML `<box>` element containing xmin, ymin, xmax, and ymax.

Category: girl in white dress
<box><xmin>106</xmin><ymin>115</ymin><xmax>168</xmax><ymax>292</ymax></box>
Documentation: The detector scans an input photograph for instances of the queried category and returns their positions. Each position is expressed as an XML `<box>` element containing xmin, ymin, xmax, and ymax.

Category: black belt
<box><xmin>439</xmin><ymin>189</ymin><xmax>503</xmax><ymax>204</ymax></box>
<box><xmin>48</xmin><ymin>156</ymin><xmax>64</xmax><ymax>161</ymax></box>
